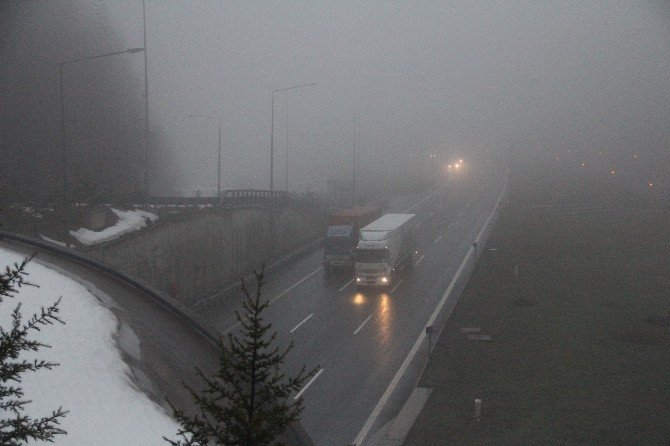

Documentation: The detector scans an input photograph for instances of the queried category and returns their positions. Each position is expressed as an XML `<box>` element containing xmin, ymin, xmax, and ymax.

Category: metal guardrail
<box><xmin>0</xmin><ymin>231</ymin><xmax>218</xmax><ymax>346</ymax></box>
<box><xmin>149</xmin><ymin>189</ymin><xmax>290</xmax><ymax>208</ymax></box>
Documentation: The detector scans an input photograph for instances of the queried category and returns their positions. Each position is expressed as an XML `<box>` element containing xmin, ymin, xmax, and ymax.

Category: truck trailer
<box><xmin>355</xmin><ymin>213</ymin><xmax>417</xmax><ymax>287</ymax></box>
<box><xmin>323</xmin><ymin>204</ymin><xmax>382</xmax><ymax>271</ymax></box>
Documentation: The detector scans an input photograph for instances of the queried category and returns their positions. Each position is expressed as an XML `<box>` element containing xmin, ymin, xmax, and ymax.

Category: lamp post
<box><xmin>352</xmin><ymin>112</ymin><xmax>357</xmax><ymax>205</ymax></box>
<box><xmin>142</xmin><ymin>0</ymin><xmax>150</xmax><ymax>201</ymax></box>
<box><xmin>188</xmin><ymin>114</ymin><xmax>222</xmax><ymax>197</ymax></box>
<box><xmin>270</xmin><ymin>82</ymin><xmax>317</xmax><ymax>191</ymax></box>
<box><xmin>59</xmin><ymin>47</ymin><xmax>144</xmax><ymax>246</ymax></box>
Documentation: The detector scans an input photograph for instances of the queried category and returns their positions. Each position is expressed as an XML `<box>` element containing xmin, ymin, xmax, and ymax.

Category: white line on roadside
<box><xmin>190</xmin><ymin>237</ymin><xmax>322</xmax><ymax>310</ymax></box>
<box><xmin>389</xmin><ymin>279</ymin><xmax>403</xmax><ymax>293</ymax></box>
<box><xmin>223</xmin><ymin>322</ymin><xmax>240</xmax><ymax>334</ymax></box>
<box><xmin>338</xmin><ymin>278</ymin><xmax>354</xmax><ymax>292</ymax></box>
<box><xmin>270</xmin><ymin>266</ymin><xmax>323</xmax><ymax>305</ymax></box>
<box><xmin>434</xmin><ymin>235</ymin><xmax>442</xmax><ymax>244</ymax></box>
<box><xmin>290</xmin><ymin>314</ymin><xmax>313</xmax><ymax>333</ymax></box>
<box><xmin>352</xmin><ymin>180</ymin><xmax>508</xmax><ymax>446</ymax></box>
<box><xmin>353</xmin><ymin>315</ymin><xmax>372</xmax><ymax>335</ymax></box>
<box><xmin>416</xmin><ymin>254</ymin><xmax>426</xmax><ymax>265</ymax></box>
<box><xmin>294</xmin><ymin>368</ymin><xmax>324</xmax><ymax>400</ymax></box>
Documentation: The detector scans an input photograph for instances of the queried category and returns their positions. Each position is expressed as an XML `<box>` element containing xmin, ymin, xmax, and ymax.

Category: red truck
<box><xmin>323</xmin><ymin>204</ymin><xmax>382</xmax><ymax>272</ymax></box>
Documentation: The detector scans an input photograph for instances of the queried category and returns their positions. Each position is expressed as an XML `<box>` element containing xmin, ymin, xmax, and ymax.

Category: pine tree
<box><xmin>165</xmin><ymin>267</ymin><xmax>317</xmax><ymax>446</ymax></box>
<box><xmin>0</xmin><ymin>254</ymin><xmax>67</xmax><ymax>444</ymax></box>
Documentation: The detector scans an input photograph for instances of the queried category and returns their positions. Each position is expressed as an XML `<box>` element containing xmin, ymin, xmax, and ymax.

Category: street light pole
<box><xmin>59</xmin><ymin>47</ymin><xmax>144</xmax><ymax>247</ymax></box>
<box><xmin>352</xmin><ymin>112</ymin><xmax>356</xmax><ymax>205</ymax></box>
<box><xmin>217</xmin><ymin>118</ymin><xmax>221</xmax><ymax>196</ymax></box>
<box><xmin>142</xmin><ymin>0</ymin><xmax>150</xmax><ymax>201</ymax></box>
<box><xmin>270</xmin><ymin>92</ymin><xmax>275</xmax><ymax>190</ymax></box>
<box><xmin>188</xmin><ymin>113</ymin><xmax>222</xmax><ymax>197</ymax></box>
<box><xmin>270</xmin><ymin>82</ymin><xmax>317</xmax><ymax>191</ymax></box>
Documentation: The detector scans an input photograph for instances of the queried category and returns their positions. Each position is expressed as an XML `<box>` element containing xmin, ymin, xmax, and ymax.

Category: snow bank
<box><xmin>40</xmin><ymin>234</ymin><xmax>67</xmax><ymax>247</ymax></box>
<box><xmin>70</xmin><ymin>208</ymin><xmax>158</xmax><ymax>245</ymax></box>
<box><xmin>0</xmin><ymin>247</ymin><xmax>177</xmax><ymax>445</ymax></box>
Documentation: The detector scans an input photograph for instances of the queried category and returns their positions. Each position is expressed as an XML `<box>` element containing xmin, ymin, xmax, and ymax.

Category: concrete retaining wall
<box><xmin>86</xmin><ymin>207</ymin><xmax>325</xmax><ymax>306</ymax></box>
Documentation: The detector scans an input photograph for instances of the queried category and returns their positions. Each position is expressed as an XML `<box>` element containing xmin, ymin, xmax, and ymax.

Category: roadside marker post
<box><xmin>426</xmin><ymin>325</ymin><xmax>434</xmax><ymax>352</ymax></box>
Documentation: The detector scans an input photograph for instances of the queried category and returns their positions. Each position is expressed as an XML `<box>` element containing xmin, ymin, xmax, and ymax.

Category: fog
<box><xmin>2</xmin><ymin>1</ymin><xmax>668</xmax><ymax>199</ymax></box>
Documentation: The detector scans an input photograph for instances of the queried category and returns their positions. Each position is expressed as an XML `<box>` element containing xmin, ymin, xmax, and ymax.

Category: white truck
<box><xmin>354</xmin><ymin>213</ymin><xmax>417</xmax><ymax>287</ymax></box>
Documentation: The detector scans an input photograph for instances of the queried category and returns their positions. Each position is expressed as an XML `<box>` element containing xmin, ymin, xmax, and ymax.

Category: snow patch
<box><xmin>70</xmin><ymin>208</ymin><xmax>158</xmax><ymax>245</ymax></box>
<box><xmin>0</xmin><ymin>247</ymin><xmax>177</xmax><ymax>445</ymax></box>
<box><xmin>40</xmin><ymin>234</ymin><xmax>67</xmax><ymax>247</ymax></box>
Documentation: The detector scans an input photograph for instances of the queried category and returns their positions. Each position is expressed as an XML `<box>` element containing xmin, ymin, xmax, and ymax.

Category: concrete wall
<box><xmin>86</xmin><ymin>207</ymin><xmax>325</xmax><ymax>306</ymax></box>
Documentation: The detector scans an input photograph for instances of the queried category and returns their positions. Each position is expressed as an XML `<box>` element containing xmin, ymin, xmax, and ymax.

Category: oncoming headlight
<box><xmin>381</xmin><ymin>277</ymin><xmax>388</xmax><ymax>283</ymax></box>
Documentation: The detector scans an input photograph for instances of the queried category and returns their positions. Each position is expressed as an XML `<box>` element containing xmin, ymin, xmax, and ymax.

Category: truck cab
<box><xmin>355</xmin><ymin>213</ymin><xmax>416</xmax><ymax>287</ymax></box>
<box><xmin>323</xmin><ymin>204</ymin><xmax>382</xmax><ymax>272</ymax></box>
<box><xmin>323</xmin><ymin>225</ymin><xmax>356</xmax><ymax>271</ymax></box>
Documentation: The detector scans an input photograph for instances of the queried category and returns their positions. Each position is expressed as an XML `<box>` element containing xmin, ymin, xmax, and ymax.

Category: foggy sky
<box><xmin>2</xmin><ymin>1</ymin><xmax>669</xmax><ymax>198</ymax></box>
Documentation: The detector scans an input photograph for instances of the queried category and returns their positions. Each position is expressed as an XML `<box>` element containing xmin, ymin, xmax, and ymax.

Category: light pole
<box><xmin>188</xmin><ymin>113</ymin><xmax>222</xmax><ymax>197</ymax></box>
<box><xmin>142</xmin><ymin>0</ymin><xmax>150</xmax><ymax>201</ymax></box>
<box><xmin>270</xmin><ymin>82</ymin><xmax>317</xmax><ymax>191</ymax></box>
<box><xmin>352</xmin><ymin>112</ymin><xmax>357</xmax><ymax>205</ymax></box>
<box><xmin>59</xmin><ymin>47</ymin><xmax>144</xmax><ymax>246</ymax></box>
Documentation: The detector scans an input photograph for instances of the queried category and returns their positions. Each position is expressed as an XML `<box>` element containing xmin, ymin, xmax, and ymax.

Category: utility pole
<box><xmin>142</xmin><ymin>0</ymin><xmax>150</xmax><ymax>201</ymax></box>
<box><xmin>269</xmin><ymin>83</ymin><xmax>317</xmax><ymax>191</ymax></box>
<box><xmin>352</xmin><ymin>112</ymin><xmax>357</xmax><ymax>206</ymax></box>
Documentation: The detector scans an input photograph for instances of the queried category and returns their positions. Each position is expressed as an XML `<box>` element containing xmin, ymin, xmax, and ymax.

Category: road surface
<box><xmin>193</xmin><ymin>165</ymin><xmax>507</xmax><ymax>445</ymax></box>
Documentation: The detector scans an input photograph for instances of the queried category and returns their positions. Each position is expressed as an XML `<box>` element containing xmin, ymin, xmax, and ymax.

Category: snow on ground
<box><xmin>40</xmin><ymin>234</ymin><xmax>67</xmax><ymax>247</ymax></box>
<box><xmin>70</xmin><ymin>208</ymin><xmax>158</xmax><ymax>245</ymax></box>
<box><xmin>0</xmin><ymin>246</ymin><xmax>178</xmax><ymax>445</ymax></box>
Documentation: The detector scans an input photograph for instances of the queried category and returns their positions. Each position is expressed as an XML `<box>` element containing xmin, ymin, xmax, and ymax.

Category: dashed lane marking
<box><xmin>290</xmin><ymin>314</ymin><xmax>314</xmax><ymax>333</ymax></box>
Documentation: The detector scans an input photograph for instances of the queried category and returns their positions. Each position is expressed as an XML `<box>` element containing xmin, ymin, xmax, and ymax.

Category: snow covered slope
<box><xmin>0</xmin><ymin>246</ymin><xmax>177</xmax><ymax>445</ymax></box>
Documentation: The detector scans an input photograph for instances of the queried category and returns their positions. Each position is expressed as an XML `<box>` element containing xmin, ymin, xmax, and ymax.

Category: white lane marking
<box><xmin>190</xmin><ymin>237</ymin><xmax>322</xmax><ymax>310</ymax></box>
<box><xmin>415</xmin><ymin>254</ymin><xmax>426</xmax><ymax>265</ymax></box>
<box><xmin>404</xmin><ymin>189</ymin><xmax>440</xmax><ymax>213</ymax></box>
<box><xmin>270</xmin><ymin>266</ymin><xmax>323</xmax><ymax>305</ymax></box>
<box><xmin>352</xmin><ymin>180</ymin><xmax>508</xmax><ymax>446</ymax></box>
<box><xmin>290</xmin><ymin>313</ymin><xmax>314</xmax><ymax>333</ymax></box>
<box><xmin>338</xmin><ymin>278</ymin><xmax>354</xmax><ymax>292</ymax></box>
<box><xmin>353</xmin><ymin>315</ymin><xmax>372</xmax><ymax>335</ymax></box>
<box><xmin>389</xmin><ymin>279</ymin><xmax>403</xmax><ymax>293</ymax></box>
<box><xmin>434</xmin><ymin>235</ymin><xmax>442</xmax><ymax>244</ymax></box>
<box><xmin>294</xmin><ymin>368</ymin><xmax>324</xmax><ymax>400</ymax></box>
<box><xmin>223</xmin><ymin>321</ymin><xmax>241</xmax><ymax>334</ymax></box>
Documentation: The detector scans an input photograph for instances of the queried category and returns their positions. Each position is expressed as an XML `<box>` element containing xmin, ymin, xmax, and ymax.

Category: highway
<box><xmin>192</xmin><ymin>165</ymin><xmax>507</xmax><ymax>445</ymax></box>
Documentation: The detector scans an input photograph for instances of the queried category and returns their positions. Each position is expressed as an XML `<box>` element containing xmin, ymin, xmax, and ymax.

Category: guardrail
<box><xmin>149</xmin><ymin>189</ymin><xmax>290</xmax><ymax>209</ymax></box>
<box><xmin>0</xmin><ymin>231</ymin><xmax>218</xmax><ymax>346</ymax></box>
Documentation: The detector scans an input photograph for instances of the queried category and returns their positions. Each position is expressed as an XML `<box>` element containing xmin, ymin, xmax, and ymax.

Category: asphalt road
<box><xmin>193</xmin><ymin>165</ymin><xmax>507</xmax><ymax>445</ymax></box>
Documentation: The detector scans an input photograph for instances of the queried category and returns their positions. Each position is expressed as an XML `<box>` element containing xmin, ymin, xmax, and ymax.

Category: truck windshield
<box><xmin>355</xmin><ymin>248</ymin><xmax>387</xmax><ymax>263</ymax></box>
